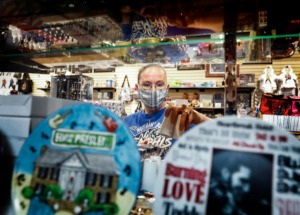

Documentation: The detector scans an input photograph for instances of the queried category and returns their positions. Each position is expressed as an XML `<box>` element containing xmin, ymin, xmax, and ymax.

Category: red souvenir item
<box><xmin>260</xmin><ymin>94</ymin><xmax>291</xmax><ymax>115</ymax></box>
<box><xmin>95</xmin><ymin>110</ymin><xmax>118</xmax><ymax>132</ymax></box>
<box><xmin>289</xmin><ymin>96</ymin><xmax>300</xmax><ymax>116</ymax></box>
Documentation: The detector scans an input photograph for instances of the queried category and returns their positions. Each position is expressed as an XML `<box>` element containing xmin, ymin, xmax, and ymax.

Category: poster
<box><xmin>237</xmin><ymin>92</ymin><xmax>251</xmax><ymax>116</ymax></box>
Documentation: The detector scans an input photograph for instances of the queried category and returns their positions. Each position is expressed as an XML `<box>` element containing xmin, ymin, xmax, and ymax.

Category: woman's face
<box><xmin>137</xmin><ymin>66</ymin><xmax>168</xmax><ymax>91</ymax></box>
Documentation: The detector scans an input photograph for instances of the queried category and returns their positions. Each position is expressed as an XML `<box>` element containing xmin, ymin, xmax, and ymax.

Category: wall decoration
<box><xmin>94</xmin><ymin>68</ymin><xmax>115</xmax><ymax>73</ymax></box>
<box><xmin>239</xmin><ymin>74</ymin><xmax>255</xmax><ymax>87</ymax></box>
<box><xmin>205</xmin><ymin>63</ymin><xmax>226</xmax><ymax>77</ymax></box>
<box><xmin>177</xmin><ymin>63</ymin><xmax>205</xmax><ymax>70</ymax></box>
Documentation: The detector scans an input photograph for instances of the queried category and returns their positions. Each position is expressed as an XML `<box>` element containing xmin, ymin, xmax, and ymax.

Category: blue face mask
<box><xmin>138</xmin><ymin>88</ymin><xmax>168</xmax><ymax>110</ymax></box>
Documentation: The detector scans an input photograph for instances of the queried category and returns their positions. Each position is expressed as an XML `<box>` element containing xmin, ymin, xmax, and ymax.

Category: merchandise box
<box><xmin>214</xmin><ymin>93</ymin><xmax>224</xmax><ymax>108</ymax></box>
<box><xmin>6</xmin><ymin>136</ymin><xmax>26</xmax><ymax>158</ymax></box>
<box><xmin>0</xmin><ymin>95</ymin><xmax>79</xmax><ymax>117</ymax></box>
<box><xmin>0</xmin><ymin>116</ymin><xmax>43</xmax><ymax>138</ymax></box>
<box><xmin>199</xmin><ymin>94</ymin><xmax>214</xmax><ymax>108</ymax></box>
<box><xmin>0</xmin><ymin>117</ymin><xmax>43</xmax><ymax>158</ymax></box>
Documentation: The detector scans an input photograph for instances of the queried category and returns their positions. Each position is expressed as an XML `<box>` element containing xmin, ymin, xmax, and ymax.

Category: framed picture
<box><xmin>239</xmin><ymin>74</ymin><xmax>255</xmax><ymax>87</ymax></box>
<box><xmin>94</xmin><ymin>68</ymin><xmax>115</xmax><ymax>73</ymax></box>
<box><xmin>177</xmin><ymin>63</ymin><xmax>206</xmax><ymax>70</ymax></box>
<box><xmin>206</xmin><ymin>63</ymin><xmax>240</xmax><ymax>78</ymax></box>
<box><xmin>237</xmin><ymin>92</ymin><xmax>251</xmax><ymax>109</ymax></box>
<box><xmin>205</xmin><ymin>63</ymin><xmax>225</xmax><ymax>77</ymax></box>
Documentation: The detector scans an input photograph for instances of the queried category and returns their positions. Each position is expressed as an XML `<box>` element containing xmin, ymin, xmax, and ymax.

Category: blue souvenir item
<box><xmin>11</xmin><ymin>103</ymin><xmax>141</xmax><ymax>215</ymax></box>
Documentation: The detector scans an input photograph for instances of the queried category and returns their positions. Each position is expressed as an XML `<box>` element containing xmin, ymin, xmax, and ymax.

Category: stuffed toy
<box><xmin>182</xmin><ymin>92</ymin><xmax>189</xmax><ymax>100</ymax></box>
<box><xmin>258</xmin><ymin>65</ymin><xmax>277</xmax><ymax>94</ymax></box>
<box><xmin>191</xmin><ymin>92</ymin><xmax>200</xmax><ymax>107</ymax></box>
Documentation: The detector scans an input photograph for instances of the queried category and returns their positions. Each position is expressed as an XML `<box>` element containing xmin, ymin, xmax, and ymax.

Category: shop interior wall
<box><xmin>28</xmin><ymin>51</ymin><xmax>300</xmax><ymax>115</ymax></box>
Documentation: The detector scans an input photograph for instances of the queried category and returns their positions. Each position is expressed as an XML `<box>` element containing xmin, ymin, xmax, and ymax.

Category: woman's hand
<box><xmin>165</xmin><ymin>104</ymin><xmax>210</xmax><ymax>131</ymax></box>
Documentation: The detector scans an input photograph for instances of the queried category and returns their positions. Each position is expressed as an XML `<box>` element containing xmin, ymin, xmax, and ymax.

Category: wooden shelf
<box><xmin>37</xmin><ymin>87</ymin><xmax>50</xmax><ymax>91</ymax></box>
<box><xmin>237</xmin><ymin>86</ymin><xmax>256</xmax><ymax>91</ymax></box>
<box><xmin>291</xmin><ymin>131</ymin><xmax>300</xmax><ymax>140</ymax></box>
<box><xmin>93</xmin><ymin>87</ymin><xmax>116</xmax><ymax>92</ymax></box>
<box><xmin>169</xmin><ymin>86</ymin><xmax>255</xmax><ymax>92</ymax></box>
<box><xmin>194</xmin><ymin>107</ymin><xmax>224</xmax><ymax>110</ymax></box>
<box><xmin>169</xmin><ymin>87</ymin><xmax>224</xmax><ymax>92</ymax></box>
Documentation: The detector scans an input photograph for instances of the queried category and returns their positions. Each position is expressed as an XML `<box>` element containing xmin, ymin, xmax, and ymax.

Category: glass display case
<box><xmin>0</xmin><ymin>0</ymin><xmax>299</xmax><ymax>72</ymax></box>
<box><xmin>50</xmin><ymin>75</ymin><xmax>94</xmax><ymax>101</ymax></box>
<box><xmin>2</xmin><ymin>30</ymin><xmax>298</xmax><ymax>71</ymax></box>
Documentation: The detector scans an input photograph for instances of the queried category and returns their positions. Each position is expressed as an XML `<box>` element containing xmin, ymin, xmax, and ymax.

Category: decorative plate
<box><xmin>11</xmin><ymin>103</ymin><xmax>141</xmax><ymax>215</ymax></box>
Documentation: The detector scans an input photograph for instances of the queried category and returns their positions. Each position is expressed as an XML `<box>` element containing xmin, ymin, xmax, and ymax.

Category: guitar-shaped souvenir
<box><xmin>49</xmin><ymin>109</ymin><xmax>72</xmax><ymax>129</ymax></box>
<box><xmin>95</xmin><ymin>110</ymin><xmax>118</xmax><ymax>132</ymax></box>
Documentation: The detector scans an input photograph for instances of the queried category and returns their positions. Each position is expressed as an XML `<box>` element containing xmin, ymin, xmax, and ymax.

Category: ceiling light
<box><xmin>68</xmin><ymin>0</ymin><xmax>75</xmax><ymax>8</ymax></box>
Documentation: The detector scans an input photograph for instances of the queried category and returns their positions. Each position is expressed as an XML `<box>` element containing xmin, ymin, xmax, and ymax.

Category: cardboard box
<box><xmin>0</xmin><ymin>96</ymin><xmax>79</xmax><ymax>160</ymax></box>
<box><xmin>0</xmin><ymin>116</ymin><xmax>44</xmax><ymax>158</ymax></box>
<box><xmin>200</xmin><ymin>94</ymin><xmax>214</xmax><ymax>108</ymax></box>
<box><xmin>6</xmin><ymin>136</ymin><xmax>26</xmax><ymax>158</ymax></box>
<box><xmin>0</xmin><ymin>116</ymin><xmax>43</xmax><ymax>138</ymax></box>
<box><xmin>0</xmin><ymin>95</ymin><xmax>79</xmax><ymax>117</ymax></box>
<box><xmin>214</xmin><ymin>93</ymin><xmax>224</xmax><ymax>108</ymax></box>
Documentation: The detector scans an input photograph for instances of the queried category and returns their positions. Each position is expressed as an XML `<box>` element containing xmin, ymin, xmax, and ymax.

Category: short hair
<box><xmin>137</xmin><ymin>63</ymin><xmax>167</xmax><ymax>83</ymax></box>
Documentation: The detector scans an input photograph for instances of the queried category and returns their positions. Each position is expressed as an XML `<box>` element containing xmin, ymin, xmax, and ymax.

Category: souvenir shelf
<box><xmin>37</xmin><ymin>87</ymin><xmax>50</xmax><ymax>91</ymax></box>
<box><xmin>93</xmin><ymin>87</ymin><xmax>116</xmax><ymax>92</ymax></box>
<box><xmin>169</xmin><ymin>86</ymin><xmax>255</xmax><ymax>91</ymax></box>
<box><xmin>169</xmin><ymin>87</ymin><xmax>225</xmax><ymax>92</ymax></box>
<box><xmin>93</xmin><ymin>87</ymin><xmax>116</xmax><ymax>100</ymax></box>
<box><xmin>169</xmin><ymin>86</ymin><xmax>256</xmax><ymax>117</ymax></box>
<box><xmin>193</xmin><ymin>107</ymin><xmax>225</xmax><ymax>117</ymax></box>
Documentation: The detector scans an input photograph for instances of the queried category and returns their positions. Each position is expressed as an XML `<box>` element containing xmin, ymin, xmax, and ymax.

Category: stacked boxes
<box><xmin>0</xmin><ymin>95</ymin><xmax>79</xmax><ymax>158</ymax></box>
<box><xmin>0</xmin><ymin>95</ymin><xmax>80</xmax><ymax>215</ymax></box>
